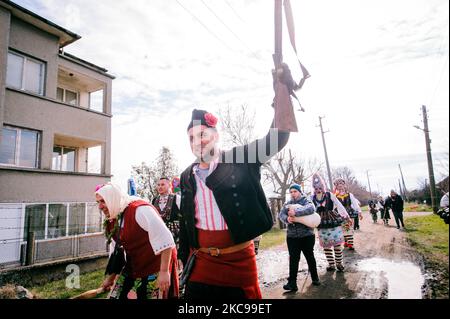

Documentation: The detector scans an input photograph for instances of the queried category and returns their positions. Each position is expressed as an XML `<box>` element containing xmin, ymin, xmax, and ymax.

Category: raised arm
<box><xmin>222</xmin><ymin>121</ymin><xmax>290</xmax><ymax>165</ymax></box>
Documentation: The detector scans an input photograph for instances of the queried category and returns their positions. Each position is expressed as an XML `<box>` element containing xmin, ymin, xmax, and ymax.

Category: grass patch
<box><xmin>30</xmin><ymin>269</ymin><xmax>107</xmax><ymax>299</ymax></box>
<box><xmin>259</xmin><ymin>227</ymin><xmax>286</xmax><ymax>250</ymax></box>
<box><xmin>405</xmin><ymin>214</ymin><xmax>449</xmax><ymax>264</ymax></box>
<box><xmin>404</xmin><ymin>202</ymin><xmax>434</xmax><ymax>212</ymax></box>
<box><xmin>405</xmin><ymin>214</ymin><xmax>449</xmax><ymax>298</ymax></box>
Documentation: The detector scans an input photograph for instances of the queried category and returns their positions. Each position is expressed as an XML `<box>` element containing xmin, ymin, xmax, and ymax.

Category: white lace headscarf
<box><xmin>95</xmin><ymin>182</ymin><xmax>141</xmax><ymax>220</ymax></box>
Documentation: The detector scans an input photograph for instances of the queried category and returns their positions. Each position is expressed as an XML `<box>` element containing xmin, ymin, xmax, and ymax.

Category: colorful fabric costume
<box><xmin>152</xmin><ymin>193</ymin><xmax>182</xmax><ymax>250</ymax></box>
<box><xmin>334</xmin><ymin>178</ymin><xmax>362</xmax><ymax>249</ymax></box>
<box><xmin>101</xmin><ymin>195</ymin><xmax>178</xmax><ymax>299</ymax></box>
<box><xmin>311</xmin><ymin>174</ymin><xmax>349</xmax><ymax>271</ymax></box>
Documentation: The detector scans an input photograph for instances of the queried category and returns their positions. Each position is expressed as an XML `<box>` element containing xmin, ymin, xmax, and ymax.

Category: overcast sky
<box><xmin>15</xmin><ymin>0</ymin><xmax>449</xmax><ymax>195</ymax></box>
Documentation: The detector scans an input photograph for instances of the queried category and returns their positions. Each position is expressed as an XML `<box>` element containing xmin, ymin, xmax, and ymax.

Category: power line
<box><xmin>427</xmin><ymin>52</ymin><xmax>449</xmax><ymax>108</ymax></box>
<box><xmin>200</xmin><ymin>0</ymin><xmax>261</xmax><ymax>60</ymax></box>
<box><xmin>175</xmin><ymin>0</ymin><xmax>236</xmax><ymax>53</ymax></box>
<box><xmin>224</xmin><ymin>0</ymin><xmax>246</xmax><ymax>24</ymax></box>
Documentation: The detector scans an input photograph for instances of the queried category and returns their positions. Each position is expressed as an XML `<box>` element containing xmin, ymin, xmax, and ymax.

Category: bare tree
<box><xmin>263</xmin><ymin>150</ymin><xmax>322</xmax><ymax>203</ymax></box>
<box><xmin>132</xmin><ymin>162</ymin><xmax>155</xmax><ymax>202</ymax></box>
<box><xmin>131</xmin><ymin>146</ymin><xmax>179</xmax><ymax>201</ymax></box>
<box><xmin>219</xmin><ymin>104</ymin><xmax>321</xmax><ymax>203</ymax></box>
<box><xmin>409</xmin><ymin>178</ymin><xmax>432</xmax><ymax>205</ymax></box>
<box><xmin>219</xmin><ymin>104</ymin><xmax>256</xmax><ymax>148</ymax></box>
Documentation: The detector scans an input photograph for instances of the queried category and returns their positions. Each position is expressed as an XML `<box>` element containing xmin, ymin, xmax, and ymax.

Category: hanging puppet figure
<box><xmin>333</xmin><ymin>178</ymin><xmax>362</xmax><ymax>250</ymax></box>
<box><xmin>311</xmin><ymin>174</ymin><xmax>350</xmax><ymax>272</ymax></box>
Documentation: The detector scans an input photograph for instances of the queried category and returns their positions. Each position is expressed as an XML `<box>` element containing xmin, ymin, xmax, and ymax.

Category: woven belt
<box><xmin>198</xmin><ymin>240</ymin><xmax>253</xmax><ymax>257</ymax></box>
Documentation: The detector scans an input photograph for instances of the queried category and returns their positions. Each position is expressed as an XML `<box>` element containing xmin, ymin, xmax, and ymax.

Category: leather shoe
<box><xmin>283</xmin><ymin>282</ymin><xmax>298</xmax><ymax>292</ymax></box>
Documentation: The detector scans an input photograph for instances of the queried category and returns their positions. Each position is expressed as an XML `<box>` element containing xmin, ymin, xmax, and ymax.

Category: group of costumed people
<box><xmin>94</xmin><ymin>106</ymin><xmax>290</xmax><ymax>299</ymax></box>
<box><xmin>278</xmin><ymin>174</ymin><xmax>362</xmax><ymax>292</ymax></box>
<box><xmin>93</xmin><ymin>106</ymin><xmax>368</xmax><ymax>298</ymax></box>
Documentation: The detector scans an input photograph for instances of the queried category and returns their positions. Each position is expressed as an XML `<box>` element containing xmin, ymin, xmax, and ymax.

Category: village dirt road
<box><xmin>258</xmin><ymin>211</ymin><xmax>432</xmax><ymax>299</ymax></box>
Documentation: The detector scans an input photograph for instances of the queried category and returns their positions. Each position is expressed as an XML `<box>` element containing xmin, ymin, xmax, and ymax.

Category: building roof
<box><xmin>0</xmin><ymin>0</ymin><xmax>81</xmax><ymax>47</ymax></box>
<box><xmin>59</xmin><ymin>51</ymin><xmax>116</xmax><ymax>79</ymax></box>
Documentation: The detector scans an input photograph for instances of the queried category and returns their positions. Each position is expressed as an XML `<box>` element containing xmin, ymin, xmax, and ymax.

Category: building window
<box><xmin>69</xmin><ymin>203</ymin><xmax>86</xmax><ymax>235</ymax></box>
<box><xmin>89</xmin><ymin>89</ymin><xmax>103</xmax><ymax>112</ymax></box>
<box><xmin>52</xmin><ymin>146</ymin><xmax>76</xmax><ymax>171</ymax></box>
<box><xmin>24</xmin><ymin>204</ymin><xmax>46</xmax><ymax>241</ymax></box>
<box><xmin>23</xmin><ymin>202</ymin><xmax>102</xmax><ymax>241</ymax></box>
<box><xmin>57</xmin><ymin>87</ymin><xmax>78</xmax><ymax>105</ymax></box>
<box><xmin>0</xmin><ymin>126</ymin><xmax>40</xmax><ymax>168</ymax></box>
<box><xmin>87</xmin><ymin>145</ymin><xmax>102</xmax><ymax>174</ymax></box>
<box><xmin>86</xmin><ymin>203</ymin><xmax>103</xmax><ymax>233</ymax></box>
<box><xmin>47</xmin><ymin>204</ymin><xmax>67</xmax><ymax>239</ymax></box>
<box><xmin>6</xmin><ymin>51</ymin><xmax>45</xmax><ymax>95</ymax></box>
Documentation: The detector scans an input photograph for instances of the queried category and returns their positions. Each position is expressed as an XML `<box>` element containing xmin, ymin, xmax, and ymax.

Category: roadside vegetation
<box><xmin>405</xmin><ymin>214</ymin><xmax>449</xmax><ymax>298</ymax></box>
<box><xmin>259</xmin><ymin>227</ymin><xmax>286</xmax><ymax>250</ymax></box>
<box><xmin>404</xmin><ymin>202</ymin><xmax>434</xmax><ymax>212</ymax></box>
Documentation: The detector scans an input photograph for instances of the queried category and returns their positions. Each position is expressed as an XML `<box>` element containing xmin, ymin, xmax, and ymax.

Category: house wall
<box><xmin>0</xmin><ymin>7</ymin><xmax>11</xmax><ymax>146</ymax></box>
<box><xmin>0</xmin><ymin>168</ymin><xmax>109</xmax><ymax>202</ymax></box>
<box><xmin>9</xmin><ymin>17</ymin><xmax>59</xmax><ymax>99</ymax></box>
<box><xmin>3</xmin><ymin>89</ymin><xmax>111</xmax><ymax>173</ymax></box>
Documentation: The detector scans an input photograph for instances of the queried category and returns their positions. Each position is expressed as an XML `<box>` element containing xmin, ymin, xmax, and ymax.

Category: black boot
<box><xmin>283</xmin><ymin>280</ymin><xmax>298</xmax><ymax>292</ymax></box>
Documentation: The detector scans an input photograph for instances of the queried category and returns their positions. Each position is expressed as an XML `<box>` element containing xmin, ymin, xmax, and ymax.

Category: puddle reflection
<box><xmin>357</xmin><ymin>257</ymin><xmax>424</xmax><ymax>299</ymax></box>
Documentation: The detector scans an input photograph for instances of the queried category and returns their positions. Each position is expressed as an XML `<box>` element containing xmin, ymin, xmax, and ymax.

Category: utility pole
<box><xmin>398</xmin><ymin>179</ymin><xmax>403</xmax><ymax>198</ymax></box>
<box><xmin>414</xmin><ymin>105</ymin><xmax>438</xmax><ymax>213</ymax></box>
<box><xmin>366</xmin><ymin>170</ymin><xmax>373</xmax><ymax>198</ymax></box>
<box><xmin>318</xmin><ymin>116</ymin><xmax>333</xmax><ymax>191</ymax></box>
<box><xmin>398</xmin><ymin>164</ymin><xmax>408</xmax><ymax>201</ymax></box>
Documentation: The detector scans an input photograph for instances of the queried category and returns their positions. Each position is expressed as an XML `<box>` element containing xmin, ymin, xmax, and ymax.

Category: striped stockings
<box><xmin>344</xmin><ymin>235</ymin><xmax>354</xmax><ymax>247</ymax></box>
<box><xmin>323</xmin><ymin>245</ymin><xmax>343</xmax><ymax>266</ymax></box>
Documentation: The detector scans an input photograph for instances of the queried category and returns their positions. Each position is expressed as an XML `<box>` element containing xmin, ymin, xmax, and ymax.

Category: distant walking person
<box><xmin>279</xmin><ymin>184</ymin><xmax>321</xmax><ymax>292</ymax></box>
<box><xmin>385</xmin><ymin>190</ymin><xmax>405</xmax><ymax>229</ymax></box>
<box><xmin>376</xmin><ymin>196</ymin><xmax>389</xmax><ymax>225</ymax></box>
<box><xmin>311</xmin><ymin>174</ymin><xmax>350</xmax><ymax>272</ymax></box>
<box><xmin>368</xmin><ymin>200</ymin><xmax>378</xmax><ymax>223</ymax></box>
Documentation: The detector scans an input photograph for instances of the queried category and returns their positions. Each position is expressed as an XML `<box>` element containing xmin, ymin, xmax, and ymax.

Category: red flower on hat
<box><xmin>204</xmin><ymin>112</ymin><xmax>218</xmax><ymax>128</ymax></box>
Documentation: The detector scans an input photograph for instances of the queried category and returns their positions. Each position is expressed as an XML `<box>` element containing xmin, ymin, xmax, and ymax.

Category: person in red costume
<box><xmin>96</xmin><ymin>182</ymin><xmax>178</xmax><ymax>299</ymax></box>
<box><xmin>179</xmin><ymin>108</ymin><xmax>290</xmax><ymax>299</ymax></box>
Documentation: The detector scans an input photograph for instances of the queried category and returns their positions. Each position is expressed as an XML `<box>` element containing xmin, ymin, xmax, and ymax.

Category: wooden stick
<box><xmin>71</xmin><ymin>287</ymin><xmax>104</xmax><ymax>299</ymax></box>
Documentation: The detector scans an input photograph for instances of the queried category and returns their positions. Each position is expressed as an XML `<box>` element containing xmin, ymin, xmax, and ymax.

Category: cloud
<box><xmin>12</xmin><ymin>0</ymin><xmax>449</xmax><ymax>194</ymax></box>
<box><xmin>358</xmin><ymin>3</ymin><xmax>449</xmax><ymax>65</ymax></box>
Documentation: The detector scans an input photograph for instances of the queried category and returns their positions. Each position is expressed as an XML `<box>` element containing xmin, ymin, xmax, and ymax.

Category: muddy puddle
<box><xmin>256</xmin><ymin>249</ymin><xmax>289</xmax><ymax>286</ymax></box>
<box><xmin>356</xmin><ymin>257</ymin><xmax>424</xmax><ymax>299</ymax></box>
